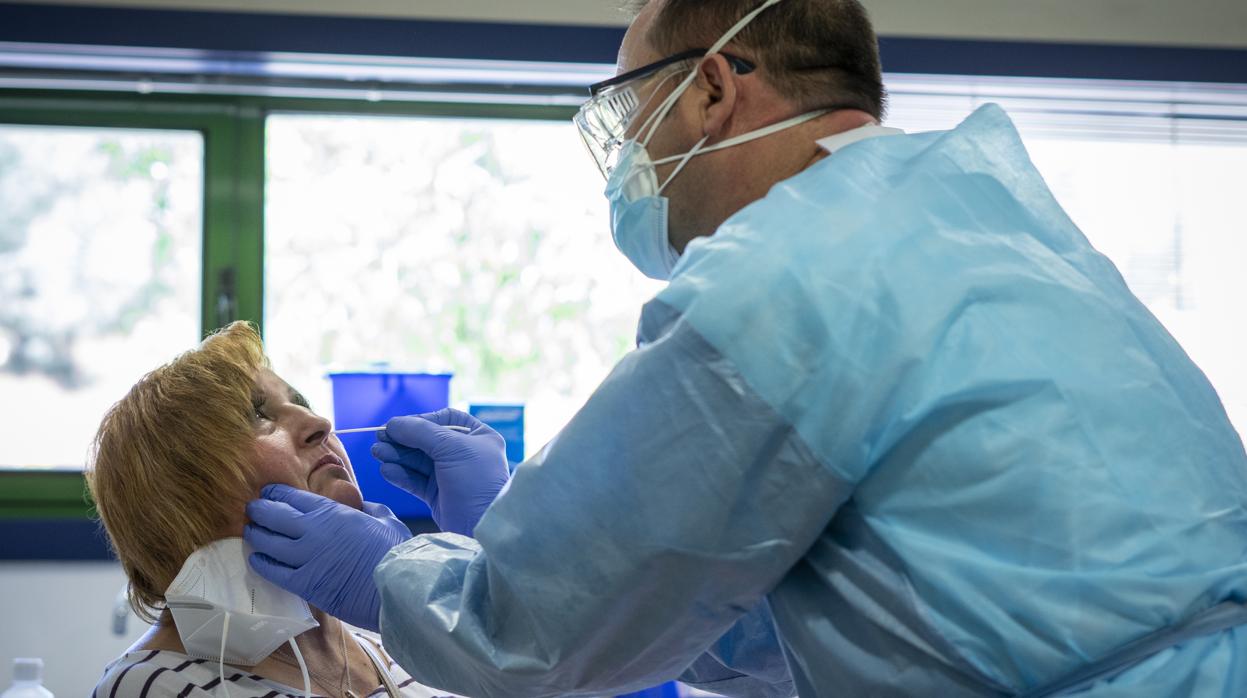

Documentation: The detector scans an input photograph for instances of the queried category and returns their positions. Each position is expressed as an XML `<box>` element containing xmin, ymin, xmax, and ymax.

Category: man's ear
<box><xmin>693</xmin><ymin>54</ymin><xmax>739</xmax><ymax>142</ymax></box>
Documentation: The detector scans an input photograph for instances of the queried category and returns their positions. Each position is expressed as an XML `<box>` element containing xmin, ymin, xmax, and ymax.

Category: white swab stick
<box><xmin>333</xmin><ymin>424</ymin><xmax>471</xmax><ymax>434</ymax></box>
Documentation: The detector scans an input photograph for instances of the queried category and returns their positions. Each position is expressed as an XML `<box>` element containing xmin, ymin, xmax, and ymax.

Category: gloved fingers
<box><xmin>470</xmin><ymin>481</ymin><xmax>509</xmax><ymax>509</ymax></box>
<box><xmin>245</xmin><ymin>497</ymin><xmax>307</xmax><ymax>538</ymax></box>
<box><xmin>380</xmin><ymin>461</ymin><xmax>431</xmax><ymax>501</ymax></box>
<box><xmin>370</xmin><ymin>441</ymin><xmax>435</xmax><ymax>475</ymax></box>
<box><xmin>259</xmin><ymin>483</ymin><xmax>335</xmax><ymax>514</ymax></box>
<box><xmin>371</xmin><ymin>440</ymin><xmax>401</xmax><ymax>461</ymax></box>
<box><xmin>423</xmin><ymin>474</ymin><xmax>440</xmax><ymax>507</ymax></box>
<box><xmin>243</xmin><ymin>523</ymin><xmax>313</xmax><ymax>567</ymax></box>
<box><xmin>417</xmin><ymin>407</ymin><xmax>458</xmax><ymax>426</ymax></box>
<box><xmin>361</xmin><ymin>500</ymin><xmax>396</xmax><ymax>520</ymax></box>
<box><xmin>378</xmin><ymin>409</ymin><xmax>492</xmax><ymax>440</ymax></box>
<box><xmin>248</xmin><ymin>552</ymin><xmax>299</xmax><ymax>591</ymax></box>
<box><xmin>434</xmin><ymin>409</ymin><xmax>507</xmax><ymax>442</ymax></box>
<box><xmin>479</xmin><ymin>426</ymin><xmax>508</xmax><ymax>449</ymax></box>
<box><xmin>383</xmin><ymin>415</ymin><xmax>456</xmax><ymax>452</ymax></box>
<box><xmin>496</xmin><ymin>475</ymin><xmax>515</xmax><ymax>500</ymax></box>
<box><xmin>362</xmin><ymin>501</ymin><xmax>414</xmax><ymax>539</ymax></box>
<box><xmin>419</xmin><ymin>407</ymin><xmax>485</xmax><ymax>432</ymax></box>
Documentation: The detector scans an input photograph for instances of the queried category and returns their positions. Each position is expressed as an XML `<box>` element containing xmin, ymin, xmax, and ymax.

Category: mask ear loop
<box><xmin>628</xmin><ymin>67</ymin><xmax>698</xmax><ymax>150</ymax></box>
<box><xmin>288</xmin><ymin>638</ymin><xmax>312</xmax><ymax>698</ymax></box>
<box><xmin>218</xmin><ymin>612</ymin><xmax>231</xmax><ymax>698</ymax></box>
<box><xmin>637</xmin><ymin>68</ymin><xmax>699</xmax><ymax>148</ymax></box>
<box><xmin>651</xmin><ymin>107</ymin><xmax>832</xmax><ymax>196</ymax></box>
<box><xmin>655</xmin><ymin>135</ymin><xmax>710</xmax><ymax>195</ymax></box>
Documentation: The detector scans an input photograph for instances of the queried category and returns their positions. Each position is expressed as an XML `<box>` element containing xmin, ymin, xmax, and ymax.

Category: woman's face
<box><xmin>248</xmin><ymin>368</ymin><xmax>364</xmax><ymax>511</ymax></box>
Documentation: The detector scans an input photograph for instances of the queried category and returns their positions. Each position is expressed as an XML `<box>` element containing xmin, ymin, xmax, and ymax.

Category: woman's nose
<box><xmin>302</xmin><ymin>412</ymin><xmax>332</xmax><ymax>446</ymax></box>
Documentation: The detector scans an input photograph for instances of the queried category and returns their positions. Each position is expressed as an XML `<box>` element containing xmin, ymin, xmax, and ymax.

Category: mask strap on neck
<box><xmin>288</xmin><ymin>638</ymin><xmax>312</xmax><ymax>698</ymax></box>
<box><xmin>339</xmin><ymin>621</ymin><xmax>353</xmax><ymax>697</ymax></box>
<box><xmin>219</xmin><ymin>613</ymin><xmax>231</xmax><ymax>698</ymax></box>
<box><xmin>657</xmin><ymin>135</ymin><xmax>710</xmax><ymax>195</ymax></box>
<box><xmin>638</xmin><ymin>0</ymin><xmax>786</xmax><ymax>148</ymax></box>
<box><xmin>652</xmin><ymin>108</ymin><xmax>830</xmax><ymax>194</ymax></box>
<box><xmin>703</xmin><ymin>109</ymin><xmax>831</xmax><ymax>156</ymax></box>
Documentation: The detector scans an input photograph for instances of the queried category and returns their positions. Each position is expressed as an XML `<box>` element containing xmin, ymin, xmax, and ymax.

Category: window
<box><xmin>2</xmin><ymin>71</ymin><xmax>1243</xmax><ymax>474</ymax></box>
<box><xmin>0</xmin><ymin>124</ymin><xmax>203</xmax><ymax>468</ymax></box>
<box><xmin>264</xmin><ymin>113</ymin><xmax>662</xmax><ymax>450</ymax></box>
<box><xmin>263</xmin><ymin>77</ymin><xmax>1247</xmax><ymax>447</ymax></box>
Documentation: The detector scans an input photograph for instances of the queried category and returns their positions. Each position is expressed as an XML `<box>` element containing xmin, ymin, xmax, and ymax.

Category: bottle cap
<box><xmin>13</xmin><ymin>658</ymin><xmax>42</xmax><ymax>683</ymax></box>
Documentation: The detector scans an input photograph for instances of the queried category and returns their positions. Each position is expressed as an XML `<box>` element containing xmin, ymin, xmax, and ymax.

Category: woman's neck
<box><xmin>290</xmin><ymin>608</ymin><xmax>347</xmax><ymax>653</ymax></box>
<box><xmin>134</xmin><ymin>608</ymin><xmax>380</xmax><ymax>697</ymax></box>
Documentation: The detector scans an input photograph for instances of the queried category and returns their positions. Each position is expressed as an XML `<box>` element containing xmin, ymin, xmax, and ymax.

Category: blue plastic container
<box><xmin>468</xmin><ymin>403</ymin><xmax>525</xmax><ymax>469</ymax></box>
<box><xmin>328</xmin><ymin>371</ymin><xmax>453</xmax><ymax>519</ymax></box>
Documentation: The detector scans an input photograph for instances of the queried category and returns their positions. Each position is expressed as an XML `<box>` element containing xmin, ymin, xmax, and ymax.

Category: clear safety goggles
<box><xmin>574</xmin><ymin>49</ymin><xmax>757</xmax><ymax>179</ymax></box>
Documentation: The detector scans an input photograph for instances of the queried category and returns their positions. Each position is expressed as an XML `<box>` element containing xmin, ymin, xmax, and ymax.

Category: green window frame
<box><xmin>0</xmin><ymin>88</ymin><xmax>575</xmax><ymax>521</ymax></box>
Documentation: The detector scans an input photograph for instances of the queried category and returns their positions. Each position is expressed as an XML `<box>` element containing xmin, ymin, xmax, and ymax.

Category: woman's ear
<box><xmin>693</xmin><ymin>54</ymin><xmax>739</xmax><ymax>142</ymax></box>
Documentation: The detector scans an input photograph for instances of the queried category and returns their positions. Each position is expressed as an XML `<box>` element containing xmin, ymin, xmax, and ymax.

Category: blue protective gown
<box><xmin>374</xmin><ymin>104</ymin><xmax>1247</xmax><ymax>697</ymax></box>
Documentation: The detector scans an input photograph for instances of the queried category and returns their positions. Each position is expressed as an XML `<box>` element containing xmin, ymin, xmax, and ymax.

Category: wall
<box><xmin>6</xmin><ymin>0</ymin><xmax>1247</xmax><ymax>48</ymax></box>
<box><xmin>0</xmin><ymin>562</ymin><xmax>147</xmax><ymax>698</ymax></box>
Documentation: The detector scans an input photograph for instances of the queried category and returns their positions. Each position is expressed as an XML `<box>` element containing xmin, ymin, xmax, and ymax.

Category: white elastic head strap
<box><xmin>216</xmin><ymin>614</ymin><xmax>310</xmax><ymax>698</ymax></box>
<box><xmin>218</xmin><ymin>613</ymin><xmax>231</xmax><ymax>698</ymax></box>
<box><xmin>637</xmin><ymin>0</ymin><xmax>787</xmax><ymax>147</ymax></box>
<box><xmin>653</xmin><ymin>108</ymin><xmax>831</xmax><ymax>194</ymax></box>
<box><xmin>288</xmin><ymin>638</ymin><xmax>312</xmax><ymax>698</ymax></box>
<box><xmin>614</xmin><ymin>68</ymin><xmax>688</xmax><ymax>166</ymax></box>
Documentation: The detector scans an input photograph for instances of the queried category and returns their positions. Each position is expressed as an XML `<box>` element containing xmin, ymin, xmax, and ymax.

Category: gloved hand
<box><xmin>244</xmin><ymin>484</ymin><xmax>411</xmax><ymax>632</ymax></box>
<box><xmin>371</xmin><ymin>407</ymin><xmax>510</xmax><ymax>537</ymax></box>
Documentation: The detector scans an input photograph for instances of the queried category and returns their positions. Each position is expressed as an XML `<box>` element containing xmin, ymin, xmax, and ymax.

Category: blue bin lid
<box><xmin>326</xmin><ymin>370</ymin><xmax>454</xmax><ymax>378</ymax></box>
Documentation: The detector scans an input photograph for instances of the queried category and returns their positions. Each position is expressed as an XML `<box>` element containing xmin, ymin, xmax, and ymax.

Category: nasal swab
<box><xmin>332</xmin><ymin>425</ymin><xmax>471</xmax><ymax>435</ymax></box>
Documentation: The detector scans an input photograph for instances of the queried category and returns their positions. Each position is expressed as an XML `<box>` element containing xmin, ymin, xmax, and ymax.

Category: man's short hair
<box><xmin>627</xmin><ymin>0</ymin><xmax>886</xmax><ymax>119</ymax></box>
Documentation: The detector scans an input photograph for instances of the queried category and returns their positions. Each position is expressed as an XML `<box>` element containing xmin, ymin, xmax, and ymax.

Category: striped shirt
<box><xmin>92</xmin><ymin>642</ymin><xmax>465</xmax><ymax>698</ymax></box>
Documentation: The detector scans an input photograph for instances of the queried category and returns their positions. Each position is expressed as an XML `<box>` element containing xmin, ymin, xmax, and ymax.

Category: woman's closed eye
<box><xmin>291</xmin><ymin>391</ymin><xmax>311</xmax><ymax>411</ymax></box>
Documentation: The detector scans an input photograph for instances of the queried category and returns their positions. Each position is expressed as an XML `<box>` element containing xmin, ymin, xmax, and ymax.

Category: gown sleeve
<box><xmin>374</xmin><ymin>290</ymin><xmax>855</xmax><ymax>697</ymax></box>
<box><xmin>677</xmin><ymin>599</ymin><xmax>796</xmax><ymax>698</ymax></box>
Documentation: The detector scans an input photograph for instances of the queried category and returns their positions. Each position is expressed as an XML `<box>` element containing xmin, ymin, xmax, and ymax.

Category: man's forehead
<box><xmin>617</xmin><ymin>0</ymin><xmax>665</xmax><ymax>74</ymax></box>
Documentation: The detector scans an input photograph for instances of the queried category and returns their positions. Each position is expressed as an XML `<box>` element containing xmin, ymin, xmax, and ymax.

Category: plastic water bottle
<box><xmin>2</xmin><ymin>659</ymin><xmax>54</xmax><ymax>698</ymax></box>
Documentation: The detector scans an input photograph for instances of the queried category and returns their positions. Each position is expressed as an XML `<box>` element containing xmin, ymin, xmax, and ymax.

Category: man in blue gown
<box><xmin>245</xmin><ymin>1</ymin><xmax>1247</xmax><ymax>695</ymax></box>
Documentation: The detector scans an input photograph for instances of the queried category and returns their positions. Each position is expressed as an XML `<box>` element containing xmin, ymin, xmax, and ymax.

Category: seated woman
<box><xmin>88</xmin><ymin>321</ymin><xmax>465</xmax><ymax>698</ymax></box>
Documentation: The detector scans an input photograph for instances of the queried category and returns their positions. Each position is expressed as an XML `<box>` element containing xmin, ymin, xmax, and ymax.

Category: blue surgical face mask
<box><xmin>605</xmin><ymin>139</ymin><xmax>682</xmax><ymax>280</ymax></box>
<box><xmin>605</xmin><ymin>107</ymin><xmax>831</xmax><ymax>281</ymax></box>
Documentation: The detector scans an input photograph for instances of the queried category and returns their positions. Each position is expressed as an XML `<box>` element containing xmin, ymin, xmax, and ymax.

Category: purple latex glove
<box><xmin>245</xmin><ymin>484</ymin><xmax>411</xmax><ymax>632</ymax></box>
<box><xmin>371</xmin><ymin>408</ymin><xmax>509</xmax><ymax>536</ymax></box>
